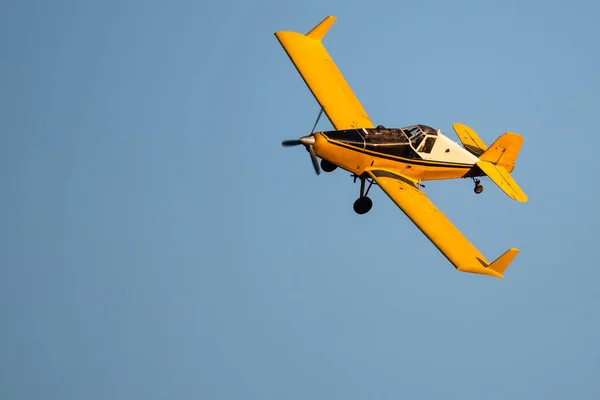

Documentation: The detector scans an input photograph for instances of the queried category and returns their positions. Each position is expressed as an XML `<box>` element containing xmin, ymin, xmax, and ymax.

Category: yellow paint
<box><xmin>314</xmin><ymin>134</ymin><xmax>474</xmax><ymax>182</ymax></box>
<box><xmin>274</xmin><ymin>17</ymin><xmax>374</xmax><ymax>130</ymax></box>
<box><xmin>476</xmin><ymin>160</ymin><xmax>528</xmax><ymax>202</ymax></box>
<box><xmin>479</xmin><ymin>132</ymin><xmax>524</xmax><ymax>173</ymax></box>
<box><xmin>452</xmin><ymin>123</ymin><xmax>488</xmax><ymax>155</ymax></box>
<box><xmin>275</xmin><ymin>17</ymin><xmax>526</xmax><ymax>278</ymax></box>
<box><xmin>363</xmin><ymin>167</ymin><xmax>517</xmax><ymax>278</ymax></box>
<box><xmin>306</xmin><ymin>15</ymin><xmax>336</xmax><ymax>41</ymax></box>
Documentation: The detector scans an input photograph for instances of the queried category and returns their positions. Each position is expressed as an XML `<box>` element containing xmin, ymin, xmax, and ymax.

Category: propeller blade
<box><xmin>281</xmin><ymin>109</ymin><xmax>323</xmax><ymax>176</ymax></box>
<box><xmin>308</xmin><ymin>146</ymin><xmax>321</xmax><ymax>175</ymax></box>
<box><xmin>281</xmin><ymin>140</ymin><xmax>302</xmax><ymax>147</ymax></box>
<box><xmin>310</xmin><ymin>108</ymin><xmax>324</xmax><ymax>135</ymax></box>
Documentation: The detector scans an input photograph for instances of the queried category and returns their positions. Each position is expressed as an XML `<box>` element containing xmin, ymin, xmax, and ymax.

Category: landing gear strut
<box><xmin>473</xmin><ymin>178</ymin><xmax>484</xmax><ymax>194</ymax></box>
<box><xmin>353</xmin><ymin>174</ymin><xmax>374</xmax><ymax>214</ymax></box>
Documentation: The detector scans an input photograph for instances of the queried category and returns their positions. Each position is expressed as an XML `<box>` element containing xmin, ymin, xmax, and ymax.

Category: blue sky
<box><xmin>1</xmin><ymin>0</ymin><xmax>599</xmax><ymax>398</ymax></box>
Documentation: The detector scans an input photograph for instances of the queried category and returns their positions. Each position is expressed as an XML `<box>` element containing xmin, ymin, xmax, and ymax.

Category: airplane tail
<box><xmin>453</xmin><ymin>123</ymin><xmax>487</xmax><ymax>156</ymax></box>
<box><xmin>453</xmin><ymin>123</ymin><xmax>527</xmax><ymax>202</ymax></box>
<box><xmin>453</xmin><ymin>123</ymin><xmax>524</xmax><ymax>172</ymax></box>
<box><xmin>476</xmin><ymin>160</ymin><xmax>527</xmax><ymax>202</ymax></box>
<box><xmin>476</xmin><ymin>132</ymin><xmax>527</xmax><ymax>202</ymax></box>
<box><xmin>479</xmin><ymin>132</ymin><xmax>524</xmax><ymax>173</ymax></box>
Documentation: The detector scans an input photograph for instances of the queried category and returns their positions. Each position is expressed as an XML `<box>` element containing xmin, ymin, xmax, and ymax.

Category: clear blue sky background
<box><xmin>2</xmin><ymin>0</ymin><xmax>599</xmax><ymax>398</ymax></box>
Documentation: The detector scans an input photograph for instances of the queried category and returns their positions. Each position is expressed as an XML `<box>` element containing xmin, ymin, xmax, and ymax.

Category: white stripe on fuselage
<box><xmin>417</xmin><ymin>132</ymin><xmax>479</xmax><ymax>165</ymax></box>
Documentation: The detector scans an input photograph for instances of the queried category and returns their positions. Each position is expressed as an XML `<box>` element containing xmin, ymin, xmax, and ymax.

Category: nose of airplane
<box><xmin>312</xmin><ymin>132</ymin><xmax>324</xmax><ymax>149</ymax></box>
<box><xmin>281</xmin><ymin>132</ymin><xmax>322</xmax><ymax>176</ymax></box>
<box><xmin>298</xmin><ymin>135</ymin><xmax>316</xmax><ymax>146</ymax></box>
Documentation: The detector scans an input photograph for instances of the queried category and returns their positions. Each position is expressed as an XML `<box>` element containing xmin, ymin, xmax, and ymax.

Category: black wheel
<box><xmin>474</xmin><ymin>185</ymin><xmax>484</xmax><ymax>194</ymax></box>
<box><xmin>320</xmin><ymin>159</ymin><xmax>337</xmax><ymax>173</ymax></box>
<box><xmin>353</xmin><ymin>196</ymin><xmax>373</xmax><ymax>215</ymax></box>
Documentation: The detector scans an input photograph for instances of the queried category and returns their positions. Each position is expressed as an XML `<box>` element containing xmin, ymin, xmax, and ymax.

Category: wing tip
<box><xmin>457</xmin><ymin>248</ymin><xmax>519</xmax><ymax>279</ymax></box>
<box><xmin>487</xmin><ymin>247</ymin><xmax>519</xmax><ymax>278</ymax></box>
<box><xmin>516</xmin><ymin>193</ymin><xmax>528</xmax><ymax>202</ymax></box>
<box><xmin>273</xmin><ymin>16</ymin><xmax>336</xmax><ymax>43</ymax></box>
<box><xmin>306</xmin><ymin>16</ymin><xmax>337</xmax><ymax>41</ymax></box>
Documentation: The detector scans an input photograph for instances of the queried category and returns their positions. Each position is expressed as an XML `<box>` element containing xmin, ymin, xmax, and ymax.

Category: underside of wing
<box><xmin>364</xmin><ymin>168</ymin><xmax>518</xmax><ymax>278</ymax></box>
<box><xmin>275</xmin><ymin>16</ymin><xmax>374</xmax><ymax>130</ymax></box>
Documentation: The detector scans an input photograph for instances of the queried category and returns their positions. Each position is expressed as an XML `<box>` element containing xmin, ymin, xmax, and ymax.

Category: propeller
<box><xmin>281</xmin><ymin>109</ymin><xmax>323</xmax><ymax>175</ymax></box>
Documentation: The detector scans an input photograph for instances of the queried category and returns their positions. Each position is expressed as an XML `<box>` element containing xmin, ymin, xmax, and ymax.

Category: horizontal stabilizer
<box><xmin>476</xmin><ymin>160</ymin><xmax>528</xmax><ymax>202</ymax></box>
<box><xmin>453</xmin><ymin>123</ymin><xmax>488</xmax><ymax>156</ymax></box>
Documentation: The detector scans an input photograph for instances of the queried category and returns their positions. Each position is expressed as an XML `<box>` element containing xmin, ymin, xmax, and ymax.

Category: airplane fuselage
<box><xmin>313</xmin><ymin>125</ymin><xmax>483</xmax><ymax>182</ymax></box>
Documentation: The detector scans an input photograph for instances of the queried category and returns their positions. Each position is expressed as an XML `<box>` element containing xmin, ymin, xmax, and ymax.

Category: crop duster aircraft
<box><xmin>275</xmin><ymin>16</ymin><xmax>527</xmax><ymax>278</ymax></box>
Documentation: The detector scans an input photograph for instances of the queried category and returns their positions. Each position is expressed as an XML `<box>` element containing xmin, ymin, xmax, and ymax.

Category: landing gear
<box><xmin>320</xmin><ymin>159</ymin><xmax>337</xmax><ymax>173</ymax></box>
<box><xmin>354</xmin><ymin>197</ymin><xmax>373</xmax><ymax>214</ymax></box>
<box><xmin>353</xmin><ymin>174</ymin><xmax>375</xmax><ymax>214</ymax></box>
<box><xmin>473</xmin><ymin>178</ymin><xmax>484</xmax><ymax>194</ymax></box>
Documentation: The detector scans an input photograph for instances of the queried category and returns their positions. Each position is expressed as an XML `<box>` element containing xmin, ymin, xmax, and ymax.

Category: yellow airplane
<box><xmin>275</xmin><ymin>16</ymin><xmax>527</xmax><ymax>279</ymax></box>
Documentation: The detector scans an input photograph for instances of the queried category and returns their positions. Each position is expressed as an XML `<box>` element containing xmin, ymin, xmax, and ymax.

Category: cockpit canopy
<box><xmin>401</xmin><ymin>125</ymin><xmax>438</xmax><ymax>138</ymax></box>
<box><xmin>401</xmin><ymin>125</ymin><xmax>438</xmax><ymax>153</ymax></box>
<box><xmin>321</xmin><ymin>124</ymin><xmax>440</xmax><ymax>158</ymax></box>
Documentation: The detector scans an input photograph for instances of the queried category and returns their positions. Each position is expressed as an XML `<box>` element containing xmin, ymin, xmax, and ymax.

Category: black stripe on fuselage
<box><xmin>326</xmin><ymin>139</ymin><xmax>473</xmax><ymax>169</ymax></box>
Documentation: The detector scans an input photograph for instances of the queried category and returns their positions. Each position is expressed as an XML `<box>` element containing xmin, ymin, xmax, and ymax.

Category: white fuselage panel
<box><xmin>417</xmin><ymin>133</ymin><xmax>479</xmax><ymax>165</ymax></box>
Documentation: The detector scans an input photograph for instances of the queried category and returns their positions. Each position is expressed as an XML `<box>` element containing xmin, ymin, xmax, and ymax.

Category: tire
<box><xmin>353</xmin><ymin>197</ymin><xmax>373</xmax><ymax>214</ymax></box>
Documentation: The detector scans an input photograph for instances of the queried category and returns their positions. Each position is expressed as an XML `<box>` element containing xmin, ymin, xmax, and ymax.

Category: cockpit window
<box><xmin>403</xmin><ymin>126</ymin><xmax>420</xmax><ymax>137</ymax></box>
<box><xmin>410</xmin><ymin>132</ymin><xmax>425</xmax><ymax>149</ymax></box>
<box><xmin>324</xmin><ymin>129</ymin><xmax>365</xmax><ymax>145</ymax></box>
<box><xmin>419</xmin><ymin>125</ymin><xmax>438</xmax><ymax>136</ymax></box>
<box><xmin>419</xmin><ymin>137</ymin><xmax>436</xmax><ymax>153</ymax></box>
<box><xmin>402</xmin><ymin>125</ymin><xmax>437</xmax><ymax>138</ymax></box>
<box><xmin>402</xmin><ymin>125</ymin><xmax>438</xmax><ymax>153</ymax></box>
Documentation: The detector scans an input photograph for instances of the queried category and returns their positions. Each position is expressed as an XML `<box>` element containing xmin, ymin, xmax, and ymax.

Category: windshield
<box><xmin>410</xmin><ymin>132</ymin><xmax>425</xmax><ymax>148</ymax></box>
<box><xmin>419</xmin><ymin>136</ymin><xmax>436</xmax><ymax>153</ymax></box>
<box><xmin>419</xmin><ymin>125</ymin><xmax>437</xmax><ymax>136</ymax></box>
<box><xmin>402</xmin><ymin>125</ymin><xmax>438</xmax><ymax>151</ymax></box>
<box><xmin>403</xmin><ymin>126</ymin><xmax>420</xmax><ymax>137</ymax></box>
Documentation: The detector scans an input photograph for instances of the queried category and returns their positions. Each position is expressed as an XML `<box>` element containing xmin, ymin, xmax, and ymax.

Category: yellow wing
<box><xmin>274</xmin><ymin>16</ymin><xmax>374</xmax><ymax>130</ymax></box>
<box><xmin>364</xmin><ymin>168</ymin><xmax>519</xmax><ymax>278</ymax></box>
